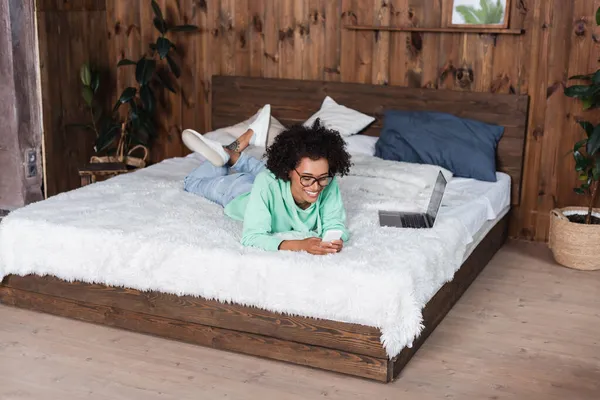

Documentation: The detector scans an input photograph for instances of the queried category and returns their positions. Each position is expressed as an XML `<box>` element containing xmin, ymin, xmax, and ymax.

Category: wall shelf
<box><xmin>344</xmin><ymin>25</ymin><xmax>524</xmax><ymax>35</ymax></box>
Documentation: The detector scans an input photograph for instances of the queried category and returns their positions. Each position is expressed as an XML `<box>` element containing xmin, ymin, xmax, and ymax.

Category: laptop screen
<box><xmin>426</xmin><ymin>171</ymin><xmax>447</xmax><ymax>220</ymax></box>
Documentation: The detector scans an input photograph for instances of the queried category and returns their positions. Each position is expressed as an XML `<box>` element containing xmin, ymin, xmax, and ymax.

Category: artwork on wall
<box><xmin>449</xmin><ymin>0</ymin><xmax>511</xmax><ymax>29</ymax></box>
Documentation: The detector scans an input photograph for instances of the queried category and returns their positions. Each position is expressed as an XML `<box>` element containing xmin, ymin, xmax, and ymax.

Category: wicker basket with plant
<box><xmin>550</xmin><ymin>7</ymin><xmax>600</xmax><ymax>270</ymax></box>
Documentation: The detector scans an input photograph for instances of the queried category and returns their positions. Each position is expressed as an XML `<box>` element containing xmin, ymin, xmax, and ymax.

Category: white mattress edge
<box><xmin>461</xmin><ymin>204</ymin><xmax>510</xmax><ymax>262</ymax></box>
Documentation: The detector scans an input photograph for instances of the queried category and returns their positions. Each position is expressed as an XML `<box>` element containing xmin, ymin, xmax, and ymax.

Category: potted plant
<box><xmin>550</xmin><ymin>7</ymin><xmax>600</xmax><ymax>270</ymax></box>
<box><xmin>77</xmin><ymin>0</ymin><xmax>197</xmax><ymax>169</ymax></box>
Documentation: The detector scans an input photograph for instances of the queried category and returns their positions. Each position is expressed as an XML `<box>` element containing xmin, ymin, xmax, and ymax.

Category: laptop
<box><xmin>378</xmin><ymin>171</ymin><xmax>447</xmax><ymax>229</ymax></box>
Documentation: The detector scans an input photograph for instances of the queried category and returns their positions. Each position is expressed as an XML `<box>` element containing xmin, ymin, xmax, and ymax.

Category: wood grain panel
<box><xmin>420</xmin><ymin>0</ymin><xmax>442</xmax><ymax>89</ymax></box>
<box><xmin>339</xmin><ymin>0</ymin><xmax>357</xmax><ymax>82</ymax></box>
<box><xmin>324</xmin><ymin>0</ymin><xmax>341</xmax><ymax>81</ymax></box>
<box><xmin>248</xmin><ymin>0</ymin><xmax>263</xmax><ymax>78</ymax></box>
<box><xmin>38</xmin><ymin>0</ymin><xmax>600</xmax><ymax>241</ymax></box>
<box><xmin>36</xmin><ymin>0</ymin><xmax>106</xmax><ymax>11</ymax></box>
<box><xmin>262</xmin><ymin>0</ymin><xmax>279</xmax><ymax>78</ymax></box>
<box><xmin>388</xmin><ymin>0</ymin><xmax>409</xmax><ymax>86</ymax></box>
<box><xmin>304</xmin><ymin>0</ymin><xmax>325</xmax><ymax>81</ymax></box>
<box><xmin>179</xmin><ymin>0</ymin><xmax>199</xmax><ymax>144</ymax></box>
<box><xmin>197</xmin><ymin>0</ymin><xmax>212</xmax><ymax>133</ymax></box>
<box><xmin>37</xmin><ymin>6</ymin><xmax>109</xmax><ymax>197</ymax></box>
<box><xmin>534</xmin><ymin>0</ymin><xmax>575</xmax><ymax>241</ymax></box>
<box><xmin>371</xmin><ymin>0</ymin><xmax>390</xmax><ymax>85</ymax></box>
<box><xmin>212</xmin><ymin>76</ymin><xmax>528</xmax><ymax>204</ymax></box>
<box><xmin>2</xmin><ymin>274</ymin><xmax>386</xmax><ymax>359</ymax></box>
<box><xmin>354</xmin><ymin>0</ymin><xmax>373</xmax><ymax>83</ymax></box>
<box><xmin>560</xmin><ymin>0</ymin><xmax>597</xmax><ymax>214</ymax></box>
<box><xmin>278</xmin><ymin>0</ymin><xmax>295</xmax><ymax>79</ymax></box>
<box><xmin>0</xmin><ymin>287</ymin><xmax>388</xmax><ymax>382</ymax></box>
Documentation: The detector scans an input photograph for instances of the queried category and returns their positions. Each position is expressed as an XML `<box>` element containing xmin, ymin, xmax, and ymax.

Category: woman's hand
<box><xmin>279</xmin><ymin>238</ymin><xmax>339</xmax><ymax>255</ymax></box>
<box><xmin>328</xmin><ymin>239</ymin><xmax>343</xmax><ymax>253</ymax></box>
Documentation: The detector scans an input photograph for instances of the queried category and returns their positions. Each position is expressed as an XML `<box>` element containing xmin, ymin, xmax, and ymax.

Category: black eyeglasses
<box><xmin>294</xmin><ymin>169</ymin><xmax>333</xmax><ymax>187</ymax></box>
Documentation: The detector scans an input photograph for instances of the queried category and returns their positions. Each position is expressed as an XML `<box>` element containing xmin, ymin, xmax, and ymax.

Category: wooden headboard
<box><xmin>212</xmin><ymin>76</ymin><xmax>529</xmax><ymax>205</ymax></box>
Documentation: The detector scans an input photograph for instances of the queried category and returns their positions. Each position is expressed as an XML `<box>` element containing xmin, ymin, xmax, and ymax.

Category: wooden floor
<box><xmin>1</xmin><ymin>241</ymin><xmax>599</xmax><ymax>400</ymax></box>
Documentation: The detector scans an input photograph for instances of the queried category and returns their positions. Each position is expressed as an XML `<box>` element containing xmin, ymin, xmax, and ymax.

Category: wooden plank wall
<box><xmin>36</xmin><ymin>0</ymin><xmax>110</xmax><ymax>197</ymax></box>
<box><xmin>38</xmin><ymin>0</ymin><xmax>600</xmax><ymax>241</ymax></box>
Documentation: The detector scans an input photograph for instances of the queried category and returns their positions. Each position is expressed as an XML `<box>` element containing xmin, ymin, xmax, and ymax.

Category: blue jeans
<box><xmin>184</xmin><ymin>153</ymin><xmax>266</xmax><ymax>206</ymax></box>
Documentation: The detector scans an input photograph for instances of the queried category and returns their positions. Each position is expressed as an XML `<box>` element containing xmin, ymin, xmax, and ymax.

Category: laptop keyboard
<box><xmin>401</xmin><ymin>214</ymin><xmax>425</xmax><ymax>228</ymax></box>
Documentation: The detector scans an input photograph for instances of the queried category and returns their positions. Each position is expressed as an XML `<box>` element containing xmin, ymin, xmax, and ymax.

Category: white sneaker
<box><xmin>182</xmin><ymin>129</ymin><xmax>230</xmax><ymax>167</ymax></box>
<box><xmin>248</xmin><ymin>105</ymin><xmax>271</xmax><ymax>147</ymax></box>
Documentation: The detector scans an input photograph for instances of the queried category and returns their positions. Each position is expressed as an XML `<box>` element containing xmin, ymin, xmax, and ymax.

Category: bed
<box><xmin>0</xmin><ymin>76</ymin><xmax>529</xmax><ymax>382</ymax></box>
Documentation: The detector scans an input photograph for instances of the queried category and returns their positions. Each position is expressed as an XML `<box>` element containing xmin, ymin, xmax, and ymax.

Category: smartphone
<box><xmin>322</xmin><ymin>229</ymin><xmax>343</xmax><ymax>243</ymax></box>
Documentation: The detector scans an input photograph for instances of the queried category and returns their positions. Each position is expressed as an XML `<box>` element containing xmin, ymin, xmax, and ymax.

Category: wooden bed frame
<box><xmin>0</xmin><ymin>76</ymin><xmax>529</xmax><ymax>383</ymax></box>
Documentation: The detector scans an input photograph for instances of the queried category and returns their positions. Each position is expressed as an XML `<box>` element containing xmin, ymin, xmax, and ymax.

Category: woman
<box><xmin>182</xmin><ymin>105</ymin><xmax>352</xmax><ymax>255</ymax></box>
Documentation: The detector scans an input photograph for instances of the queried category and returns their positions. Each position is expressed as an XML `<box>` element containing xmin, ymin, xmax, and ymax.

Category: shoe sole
<box><xmin>182</xmin><ymin>129</ymin><xmax>226</xmax><ymax>167</ymax></box>
<box><xmin>250</xmin><ymin>105</ymin><xmax>271</xmax><ymax>147</ymax></box>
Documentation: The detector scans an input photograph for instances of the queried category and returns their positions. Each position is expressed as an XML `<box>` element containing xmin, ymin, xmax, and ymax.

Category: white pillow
<box><xmin>303</xmin><ymin>96</ymin><xmax>375</xmax><ymax>136</ymax></box>
<box><xmin>344</xmin><ymin>134</ymin><xmax>378</xmax><ymax>156</ymax></box>
<box><xmin>206</xmin><ymin>106</ymin><xmax>287</xmax><ymax>147</ymax></box>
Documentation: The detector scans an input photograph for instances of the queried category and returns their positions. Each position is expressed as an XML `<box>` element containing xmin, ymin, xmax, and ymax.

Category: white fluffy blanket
<box><xmin>0</xmin><ymin>152</ymin><xmax>471</xmax><ymax>358</ymax></box>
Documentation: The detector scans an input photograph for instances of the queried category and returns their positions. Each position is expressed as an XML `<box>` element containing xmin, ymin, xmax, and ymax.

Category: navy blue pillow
<box><xmin>374</xmin><ymin>110</ymin><xmax>504</xmax><ymax>182</ymax></box>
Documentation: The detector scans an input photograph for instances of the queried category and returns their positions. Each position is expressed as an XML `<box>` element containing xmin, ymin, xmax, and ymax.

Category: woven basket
<box><xmin>90</xmin><ymin>126</ymin><xmax>149</xmax><ymax>169</ymax></box>
<box><xmin>548</xmin><ymin>206</ymin><xmax>600</xmax><ymax>271</ymax></box>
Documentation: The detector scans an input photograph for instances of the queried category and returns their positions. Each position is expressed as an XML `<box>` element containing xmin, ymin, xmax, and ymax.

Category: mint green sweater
<box><xmin>224</xmin><ymin>170</ymin><xmax>350</xmax><ymax>251</ymax></box>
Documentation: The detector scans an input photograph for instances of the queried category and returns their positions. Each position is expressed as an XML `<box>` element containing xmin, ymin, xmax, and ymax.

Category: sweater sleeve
<box><xmin>240</xmin><ymin>179</ymin><xmax>284</xmax><ymax>252</ymax></box>
<box><xmin>319</xmin><ymin>178</ymin><xmax>350</xmax><ymax>242</ymax></box>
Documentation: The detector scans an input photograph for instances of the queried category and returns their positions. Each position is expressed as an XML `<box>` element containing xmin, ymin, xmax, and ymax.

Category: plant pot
<box><xmin>548</xmin><ymin>206</ymin><xmax>600</xmax><ymax>271</ymax></box>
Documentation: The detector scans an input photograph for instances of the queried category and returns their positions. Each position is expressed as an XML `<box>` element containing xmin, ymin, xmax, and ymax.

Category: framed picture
<box><xmin>449</xmin><ymin>0</ymin><xmax>511</xmax><ymax>29</ymax></box>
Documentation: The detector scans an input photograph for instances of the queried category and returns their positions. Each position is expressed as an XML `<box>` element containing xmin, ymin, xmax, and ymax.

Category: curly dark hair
<box><xmin>265</xmin><ymin>119</ymin><xmax>352</xmax><ymax>181</ymax></box>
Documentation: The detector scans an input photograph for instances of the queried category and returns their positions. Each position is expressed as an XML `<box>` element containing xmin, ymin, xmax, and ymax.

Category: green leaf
<box><xmin>141</xmin><ymin>117</ymin><xmax>157</xmax><ymax>138</ymax></box>
<box><xmin>130</xmin><ymin>126</ymin><xmax>150</xmax><ymax>146</ymax></box>
<box><xmin>117</xmin><ymin>59</ymin><xmax>136</xmax><ymax>67</ymax></box>
<box><xmin>574</xmin><ymin>151</ymin><xmax>591</xmax><ymax>171</ymax></box>
<box><xmin>135</xmin><ymin>58</ymin><xmax>156</xmax><ymax>85</ymax></box>
<box><xmin>574</xmin><ymin>187</ymin><xmax>586</xmax><ymax>195</ymax></box>
<box><xmin>569</xmin><ymin>74</ymin><xmax>593</xmax><ymax>80</ymax></box>
<box><xmin>129</xmin><ymin>99</ymin><xmax>139</xmax><ymax>119</ymax></box>
<box><xmin>93</xmin><ymin>105</ymin><xmax>103</xmax><ymax>123</ymax></box>
<box><xmin>596</xmin><ymin>6</ymin><xmax>600</xmax><ymax>25</ymax></box>
<box><xmin>95</xmin><ymin>123</ymin><xmax>120</xmax><ymax>153</ymax></box>
<box><xmin>593</xmin><ymin>70</ymin><xmax>600</xmax><ymax>84</ymax></box>
<box><xmin>564</xmin><ymin>84</ymin><xmax>595</xmax><ymax>98</ymax></box>
<box><xmin>80</xmin><ymin>64</ymin><xmax>91</xmax><ymax>86</ymax></box>
<box><xmin>157</xmin><ymin>37</ymin><xmax>172</xmax><ymax>59</ymax></box>
<box><xmin>131</xmin><ymin>111</ymin><xmax>141</xmax><ymax>131</ymax></box>
<box><xmin>582</xmin><ymin>97</ymin><xmax>596</xmax><ymax>110</ymax></box>
<box><xmin>153</xmin><ymin>16</ymin><xmax>167</xmax><ymax>34</ymax></box>
<box><xmin>168</xmin><ymin>24</ymin><xmax>199</xmax><ymax>32</ymax></box>
<box><xmin>574</xmin><ymin>139</ymin><xmax>587</xmax><ymax>152</ymax></box>
<box><xmin>582</xmin><ymin>182</ymin><xmax>591</xmax><ymax>190</ymax></box>
<box><xmin>91</xmin><ymin>72</ymin><xmax>100</xmax><ymax>93</ymax></box>
<box><xmin>82</xmin><ymin>86</ymin><xmax>93</xmax><ymax>106</ymax></box>
<box><xmin>151</xmin><ymin>0</ymin><xmax>163</xmax><ymax>22</ymax></box>
<box><xmin>594</xmin><ymin>158</ymin><xmax>600</xmax><ymax>180</ymax></box>
<box><xmin>167</xmin><ymin>54</ymin><xmax>181</xmax><ymax>78</ymax></box>
<box><xmin>113</xmin><ymin>87</ymin><xmax>137</xmax><ymax>112</ymax></box>
<box><xmin>120</xmin><ymin>87</ymin><xmax>137</xmax><ymax>103</ymax></box>
<box><xmin>156</xmin><ymin>71</ymin><xmax>176</xmax><ymax>93</ymax></box>
<box><xmin>140</xmin><ymin>85</ymin><xmax>155</xmax><ymax>113</ymax></box>
<box><xmin>578</xmin><ymin>121</ymin><xmax>594</xmax><ymax>137</ymax></box>
<box><xmin>587</xmin><ymin>126</ymin><xmax>600</xmax><ymax>155</ymax></box>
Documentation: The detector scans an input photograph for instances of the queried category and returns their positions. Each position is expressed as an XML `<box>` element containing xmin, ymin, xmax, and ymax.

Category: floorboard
<box><xmin>1</xmin><ymin>240</ymin><xmax>599</xmax><ymax>399</ymax></box>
